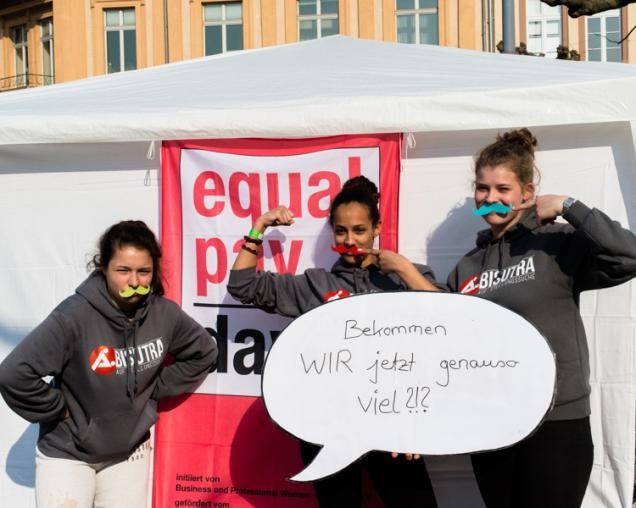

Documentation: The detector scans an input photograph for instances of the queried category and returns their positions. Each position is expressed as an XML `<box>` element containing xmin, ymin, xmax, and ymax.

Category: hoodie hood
<box><xmin>76</xmin><ymin>271</ymin><xmax>152</xmax><ymax>328</ymax></box>
<box><xmin>474</xmin><ymin>210</ymin><xmax>541</xmax><ymax>275</ymax></box>
<box><xmin>330</xmin><ymin>257</ymin><xmax>374</xmax><ymax>277</ymax></box>
<box><xmin>476</xmin><ymin>209</ymin><xmax>540</xmax><ymax>249</ymax></box>
<box><xmin>75</xmin><ymin>271</ymin><xmax>153</xmax><ymax>399</ymax></box>
<box><xmin>329</xmin><ymin>258</ymin><xmax>384</xmax><ymax>293</ymax></box>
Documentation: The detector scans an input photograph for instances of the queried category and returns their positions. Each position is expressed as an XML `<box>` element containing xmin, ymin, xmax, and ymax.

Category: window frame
<box><xmin>525</xmin><ymin>0</ymin><xmax>562</xmax><ymax>58</ymax></box>
<box><xmin>585</xmin><ymin>9</ymin><xmax>622</xmax><ymax>62</ymax></box>
<box><xmin>394</xmin><ymin>0</ymin><xmax>439</xmax><ymax>46</ymax></box>
<box><xmin>203</xmin><ymin>2</ymin><xmax>244</xmax><ymax>55</ymax></box>
<box><xmin>104</xmin><ymin>7</ymin><xmax>137</xmax><ymax>74</ymax></box>
<box><xmin>297</xmin><ymin>0</ymin><xmax>339</xmax><ymax>41</ymax></box>
<box><xmin>12</xmin><ymin>24</ymin><xmax>28</xmax><ymax>87</ymax></box>
<box><xmin>40</xmin><ymin>18</ymin><xmax>54</xmax><ymax>85</ymax></box>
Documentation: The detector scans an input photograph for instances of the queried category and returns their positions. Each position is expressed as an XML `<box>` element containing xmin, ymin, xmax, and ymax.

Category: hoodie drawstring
<box><xmin>479</xmin><ymin>242</ymin><xmax>492</xmax><ymax>275</ymax></box>
<box><xmin>479</xmin><ymin>237</ymin><xmax>505</xmax><ymax>280</ymax></box>
<box><xmin>133</xmin><ymin>321</ymin><xmax>139</xmax><ymax>397</ymax></box>
<box><xmin>124</xmin><ymin>322</ymin><xmax>138</xmax><ymax>400</ymax></box>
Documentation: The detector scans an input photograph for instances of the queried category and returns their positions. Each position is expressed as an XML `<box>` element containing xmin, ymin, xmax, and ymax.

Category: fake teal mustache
<box><xmin>473</xmin><ymin>203</ymin><xmax>512</xmax><ymax>216</ymax></box>
<box><xmin>119</xmin><ymin>285</ymin><xmax>151</xmax><ymax>298</ymax></box>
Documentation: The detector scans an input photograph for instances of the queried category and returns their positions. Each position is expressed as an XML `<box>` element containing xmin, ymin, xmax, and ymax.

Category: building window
<box><xmin>12</xmin><ymin>25</ymin><xmax>28</xmax><ymax>88</ymax></box>
<box><xmin>396</xmin><ymin>0</ymin><xmax>438</xmax><ymax>45</ymax></box>
<box><xmin>105</xmin><ymin>8</ymin><xmax>136</xmax><ymax>73</ymax></box>
<box><xmin>204</xmin><ymin>3</ymin><xmax>244</xmax><ymax>55</ymax></box>
<box><xmin>298</xmin><ymin>0</ymin><xmax>339</xmax><ymax>41</ymax></box>
<box><xmin>41</xmin><ymin>19</ymin><xmax>54</xmax><ymax>85</ymax></box>
<box><xmin>526</xmin><ymin>0</ymin><xmax>561</xmax><ymax>58</ymax></box>
<box><xmin>586</xmin><ymin>9</ymin><xmax>621</xmax><ymax>62</ymax></box>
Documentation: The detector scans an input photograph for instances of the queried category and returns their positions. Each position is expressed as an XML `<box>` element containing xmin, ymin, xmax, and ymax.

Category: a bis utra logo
<box><xmin>89</xmin><ymin>345</ymin><xmax>117</xmax><ymax>375</ymax></box>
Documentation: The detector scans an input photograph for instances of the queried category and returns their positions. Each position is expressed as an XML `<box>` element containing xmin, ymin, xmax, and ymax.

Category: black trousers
<box><xmin>471</xmin><ymin>417</ymin><xmax>594</xmax><ymax>508</ymax></box>
<box><xmin>300</xmin><ymin>441</ymin><xmax>438</xmax><ymax>508</ymax></box>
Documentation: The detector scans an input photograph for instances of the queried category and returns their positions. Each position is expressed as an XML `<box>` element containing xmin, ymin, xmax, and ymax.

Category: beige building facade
<box><xmin>1</xmin><ymin>0</ymin><xmax>635</xmax><ymax>92</ymax></box>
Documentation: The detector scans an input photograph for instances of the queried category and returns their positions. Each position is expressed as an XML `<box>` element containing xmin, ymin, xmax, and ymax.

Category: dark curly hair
<box><xmin>91</xmin><ymin>220</ymin><xmax>165</xmax><ymax>296</ymax></box>
<box><xmin>329</xmin><ymin>175</ymin><xmax>380</xmax><ymax>227</ymax></box>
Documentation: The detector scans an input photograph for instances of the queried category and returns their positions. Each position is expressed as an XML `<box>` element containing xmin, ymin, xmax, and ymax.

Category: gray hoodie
<box><xmin>0</xmin><ymin>272</ymin><xmax>217</xmax><ymax>462</ymax></box>
<box><xmin>447</xmin><ymin>201</ymin><xmax>636</xmax><ymax>420</ymax></box>
<box><xmin>228</xmin><ymin>259</ymin><xmax>446</xmax><ymax>318</ymax></box>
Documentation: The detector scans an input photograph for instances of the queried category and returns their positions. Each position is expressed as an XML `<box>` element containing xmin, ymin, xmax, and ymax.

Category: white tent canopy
<box><xmin>0</xmin><ymin>36</ymin><xmax>635</xmax><ymax>508</ymax></box>
<box><xmin>1</xmin><ymin>36</ymin><xmax>636</xmax><ymax>145</ymax></box>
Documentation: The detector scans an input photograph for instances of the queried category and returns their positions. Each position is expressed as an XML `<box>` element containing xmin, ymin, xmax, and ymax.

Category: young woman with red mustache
<box><xmin>228</xmin><ymin>175</ymin><xmax>444</xmax><ymax>508</ymax></box>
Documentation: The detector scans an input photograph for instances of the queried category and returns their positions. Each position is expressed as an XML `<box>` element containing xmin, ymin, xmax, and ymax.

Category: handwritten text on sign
<box><xmin>262</xmin><ymin>292</ymin><xmax>556</xmax><ymax>482</ymax></box>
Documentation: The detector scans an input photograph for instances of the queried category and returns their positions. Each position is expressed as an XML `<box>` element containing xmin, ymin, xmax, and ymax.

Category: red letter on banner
<box><xmin>229</xmin><ymin>172</ymin><xmax>262</xmax><ymax>224</ymax></box>
<box><xmin>308</xmin><ymin>171</ymin><xmax>340</xmax><ymax>218</ymax></box>
<box><xmin>348</xmin><ymin>156</ymin><xmax>361</xmax><ymax>179</ymax></box>
<box><xmin>288</xmin><ymin>173</ymin><xmax>302</xmax><ymax>217</ymax></box>
<box><xmin>196</xmin><ymin>238</ymin><xmax>227</xmax><ymax>296</ymax></box>
<box><xmin>269</xmin><ymin>239</ymin><xmax>302</xmax><ymax>274</ymax></box>
<box><xmin>266</xmin><ymin>173</ymin><xmax>302</xmax><ymax>217</ymax></box>
<box><xmin>266</xmin><ymin>173</ymin><xmax>280</xmax><ymax>211</ymax></box>
<box><xmin>193</xmin><ymin>171</ymin><xmax>225</xmax><ymax>217</ymax></box>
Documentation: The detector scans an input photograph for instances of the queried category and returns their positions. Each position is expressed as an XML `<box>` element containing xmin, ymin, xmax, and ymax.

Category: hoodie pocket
<box><xmin>75</xmin><ymin>404</ymin><xmax>158</xmax><ymax>461</ymax></box>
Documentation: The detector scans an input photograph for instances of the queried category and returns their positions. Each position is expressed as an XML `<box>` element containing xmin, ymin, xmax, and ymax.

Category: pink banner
<box><xmin>155</xmin><ymin>135</ymin><xmax>401</xmax><ymax>508</ymax></box>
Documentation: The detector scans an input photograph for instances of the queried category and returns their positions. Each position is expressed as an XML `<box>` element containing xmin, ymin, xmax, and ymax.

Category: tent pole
<box><xmin>502</xmin><ymin>0</ymin><xmax>515</xmax><ymax>53</ymax></box>
<box><xmin>164</xmin><ymin>0</ymin><xmax>170</xmax><ymax>64</ymax></box>
<box><xmin>482</xmin><ymin>0</ymin><xmax>494</xmax><ymax>52</ymax></box>
<box><xmin>482</xmin><ymin>0</ymin><xmax>488</xmax><ymax>51</ymax></box>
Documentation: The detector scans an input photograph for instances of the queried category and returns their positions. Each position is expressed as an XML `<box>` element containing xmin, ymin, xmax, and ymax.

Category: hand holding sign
<box><xmin>262</xmin><ymin>292</ymin><xmax>556</xmax><ymax>482</ymax></box>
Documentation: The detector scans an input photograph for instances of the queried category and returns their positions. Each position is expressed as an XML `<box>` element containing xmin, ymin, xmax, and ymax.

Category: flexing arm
<box><xmin>518</xmin><ymin>196</ymin><xmax>636</xmax><ymax>289</ymax></box>
<box><xmin>566</xmin><ymin>200</ymin><xmax>636</xmax><ymax>290</ymax></box>
<box><xmin>232</xmin><ymin>206</ymin><xmax>295</xmax><ymax>270</ymax></box>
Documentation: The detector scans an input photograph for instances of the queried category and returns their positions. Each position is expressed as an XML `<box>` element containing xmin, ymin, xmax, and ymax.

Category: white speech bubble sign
<box><xmin>262</xmin><ymin>291</ymin><xmax>556</xmax><ymax>482</ymax></box>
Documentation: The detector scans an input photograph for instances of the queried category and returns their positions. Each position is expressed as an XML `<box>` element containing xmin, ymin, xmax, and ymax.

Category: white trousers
<box><xmin>35</xmin><ymin>439</ymin><xmax>151</xmax><ymax>508</ymax></box>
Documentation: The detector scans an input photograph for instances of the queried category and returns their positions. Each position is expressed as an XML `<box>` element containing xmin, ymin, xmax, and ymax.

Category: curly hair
<box><xmin>329</xmin><ymin>175</ymin><xmax>380</xmax><ymax>227</ymax></box>
<box><xmin>91</xmin><ymin>220</ymin><xmax>165</xmax><ymax>296</ymax></box>
<box><xmin>474</xmin><ymin>128</ymin><xmax>540</xmax><ymax>185</ymax></box>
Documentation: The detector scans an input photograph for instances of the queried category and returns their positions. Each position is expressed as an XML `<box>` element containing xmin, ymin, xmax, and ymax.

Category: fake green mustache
<box><xmin>118</xmin><ymin>285</ymin><xmax>151</xmax><ymax>298</ymax></box>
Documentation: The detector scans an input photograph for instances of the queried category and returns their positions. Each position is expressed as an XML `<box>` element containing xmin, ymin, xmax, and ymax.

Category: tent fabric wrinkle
<box><xmin>1</xmin><ymin>36</ymin><xmax>636</xmax><ymax>144</ymax></box>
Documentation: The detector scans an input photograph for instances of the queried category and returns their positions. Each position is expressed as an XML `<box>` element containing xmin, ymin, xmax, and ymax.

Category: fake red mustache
<box><xmin>330</xmin><ymin>245</ymin><xmax>365</xmax><ymax>256</ymax></box>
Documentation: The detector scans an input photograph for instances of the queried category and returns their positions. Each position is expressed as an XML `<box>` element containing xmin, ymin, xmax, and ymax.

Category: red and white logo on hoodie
<box><xmin>89</xmin><ymin>346</ymin><xmax>117</xmax><ymax>375</ymax></box>
<box><xmin>323</xmin><ymin>289</ymin><xmax>351</xmax><ymax>302</ymax></box>
<box><xmin>459</xmin><ymin>275</ymin><xmax>480</xmax><ymax>295</ymax></box>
